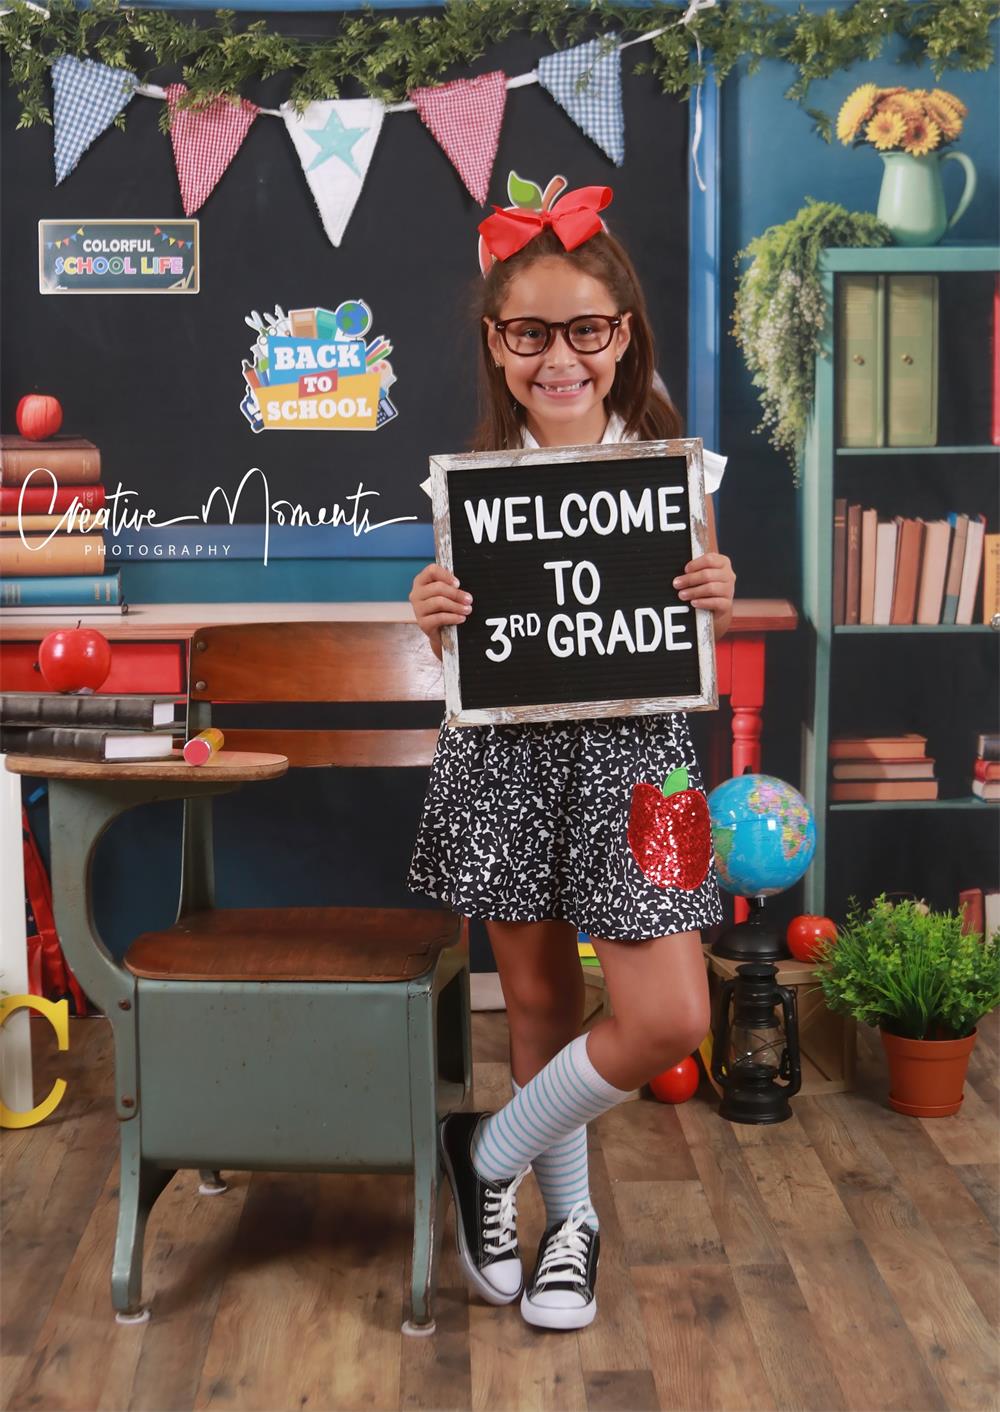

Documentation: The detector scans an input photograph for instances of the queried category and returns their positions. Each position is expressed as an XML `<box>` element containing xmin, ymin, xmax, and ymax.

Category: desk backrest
<box><xmin>188</xmin><ymin>621</ymin><xmax>444</xmax><ymax>768</ymax></box>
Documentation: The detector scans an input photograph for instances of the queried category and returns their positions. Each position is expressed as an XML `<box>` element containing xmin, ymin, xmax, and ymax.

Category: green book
<box><xmin>887</xmin><ymin>275</ymin><xmax>939</xmax><ymax>447</ymax></box>
<box><xmin>836</xmin><ymin>275</ymin><xmax>885</xmax><ymax>447</ymax></box>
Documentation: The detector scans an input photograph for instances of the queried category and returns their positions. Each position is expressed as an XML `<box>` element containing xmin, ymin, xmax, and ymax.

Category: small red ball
<box><xmin>648</xmin><ymin>1055</ymin><xmax>700</xmax><ymax>1104</ymax></box>
<box><xmin>16</xmin><ymin>394</ymin><xmax>63</xmax><ymax>441</ymax></box>
<box><xmin>786</xmin><ymin>914</ymin><xmax>838</xmax><ymax>963</ymax></box>
<box><xmin>38</xmin><ymin>626</ymin><xmax>112</xmax><ymax>693</ymax></box>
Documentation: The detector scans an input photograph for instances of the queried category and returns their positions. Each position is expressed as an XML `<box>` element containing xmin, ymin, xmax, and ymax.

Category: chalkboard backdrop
<box><xmin>1</xmin><ymin>13</ymin><xmax>689</xmax><ymax>533</ymax></box>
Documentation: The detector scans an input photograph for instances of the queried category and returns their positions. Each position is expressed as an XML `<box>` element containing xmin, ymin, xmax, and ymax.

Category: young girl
<box><xmin>407</xmin><ymin>185</ymin><xmax>735</xmax><ymax>1332</ymax></box>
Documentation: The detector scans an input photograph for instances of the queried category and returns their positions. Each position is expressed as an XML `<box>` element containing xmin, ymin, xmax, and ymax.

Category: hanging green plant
<box><xmin>0</xmin><ymin>0</ymin><xmax>996</xmax><ymax>132</ymax></box>
<box><xmin>731</xmin><ymin>199</ymin><xmax>892</xmax><ymax>479</ymax></box>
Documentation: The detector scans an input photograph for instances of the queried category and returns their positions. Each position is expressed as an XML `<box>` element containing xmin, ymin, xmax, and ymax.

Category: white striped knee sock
<box><xmin>511</xmin><ymin>1077</ymin><xmax>598</xmax><ymax>1230</ymax></box>
<box><xmin>472</xmin><ymin>1034</ymin><xmax>630</xmax><ymax>1184</ymax></box>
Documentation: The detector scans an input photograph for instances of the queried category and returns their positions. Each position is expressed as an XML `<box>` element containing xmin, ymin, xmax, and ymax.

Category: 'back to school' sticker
<box><xmin>239</xmin><ymin>300</ymin><xmax>398</xmax><ymax>433</ymax></box>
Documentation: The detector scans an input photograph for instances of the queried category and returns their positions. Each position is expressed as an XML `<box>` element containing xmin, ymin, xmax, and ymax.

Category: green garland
<box><xmin>1</xmin><ymin>0</ymin><xmax>997</xmax><ymax>135</ymax></box>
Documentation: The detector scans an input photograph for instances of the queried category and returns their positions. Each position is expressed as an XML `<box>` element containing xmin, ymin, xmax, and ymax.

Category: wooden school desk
<box><xmin>0</xmin><ymin>599</ymin><xmax>796</xmax><ymax>1106</ymax></box>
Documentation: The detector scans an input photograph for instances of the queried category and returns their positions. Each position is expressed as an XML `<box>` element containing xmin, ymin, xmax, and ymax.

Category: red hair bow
<box><xmin>478</xmin><ymin>186</ymin><xmax>613</xmax><ymax>263</ymax></box>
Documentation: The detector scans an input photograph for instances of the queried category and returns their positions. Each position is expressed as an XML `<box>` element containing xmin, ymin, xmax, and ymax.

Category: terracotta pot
<box><xmin>879</xmin><ymin>1027</ymin><xmax>977</xmax><ymax>1117</ymax></box>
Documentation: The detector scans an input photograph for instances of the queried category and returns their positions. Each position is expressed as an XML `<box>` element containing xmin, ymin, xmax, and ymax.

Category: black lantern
<box><xmin>710</xmin><ymin>961</ymin><xmax>801</xmax><ymax>1123</ymax></box>
<box><xmin>710</xmin><ymin>894</ymin><xmax>787</xmax><ymax>962</ymax></box>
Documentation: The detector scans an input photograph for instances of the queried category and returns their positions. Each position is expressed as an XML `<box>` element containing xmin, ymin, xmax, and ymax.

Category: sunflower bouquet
<box><xmin>837</xmin><ymin>85</ymin><xmax>967</xmax><ymax>156</ymax></box>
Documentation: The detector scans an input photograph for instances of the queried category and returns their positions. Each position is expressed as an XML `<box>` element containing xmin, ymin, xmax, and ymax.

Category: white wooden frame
<box><xmin>429</xmin><ymin>437</ymin><xmax>718</xmax><ymax>727</ymax></box>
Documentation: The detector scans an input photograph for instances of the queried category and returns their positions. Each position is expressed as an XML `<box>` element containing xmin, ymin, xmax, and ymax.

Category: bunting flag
<box><xmin>409</xmin><ymin>70</ymin><xmax>506</xmax><ymax>205</ymax></box>
<box><xmin>537</xmin><ymin>36</ymin><xmax>625</xmax><ymax>166</ymax></box>
<box><xmin>282</xmin><ymin>99</ymin><xmax>385</xmax><ymax>248</ymax></box>
<box><xmin>165</xmin><ymin>84</ymin><xmax>260</xmax><ymax>216</ymax></box>
<box><xmin>51</xmin><ymin>55</ymin><xmax>136</xmax><ymax>184</ymax></box>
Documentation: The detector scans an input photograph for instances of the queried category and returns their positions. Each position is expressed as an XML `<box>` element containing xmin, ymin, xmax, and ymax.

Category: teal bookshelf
<box><xmin>799</xmin><ymin>245</ymin><xmax>1000</xmax><ymax>913</ymax></box>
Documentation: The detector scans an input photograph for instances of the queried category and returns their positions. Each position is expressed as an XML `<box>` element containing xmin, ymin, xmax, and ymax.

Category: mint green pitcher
<box><xmin>877</xmin><ymin>150</ymin><xmax>977</xmax><ymax>246</ymax></box>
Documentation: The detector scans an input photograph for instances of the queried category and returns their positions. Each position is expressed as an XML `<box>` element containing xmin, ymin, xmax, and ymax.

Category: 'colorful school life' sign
<box><xmin>429</xmin><ymin>440</ymin><xmax>719</xmax><ymax>727</ymax></box>
<box><xmin>38</xmin><ymin>220</ymin><xmax>199</xmax><ymax>293</ymax></box>
<box><xmin>238</xmin><ymin>299</ymin><xmax>398</xmax><ymax>433</ymax></box>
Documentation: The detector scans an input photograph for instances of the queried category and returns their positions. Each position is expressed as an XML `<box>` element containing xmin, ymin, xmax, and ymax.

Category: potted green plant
<box><xmin>814</xmin><ymin>894</ymin><xmax>1000</xmax><ymax>1117</ymax></box>
<box><xmin>731</xmin><ymin>198</ymin><xmax>891</xmax><ymax>479</ymax></box>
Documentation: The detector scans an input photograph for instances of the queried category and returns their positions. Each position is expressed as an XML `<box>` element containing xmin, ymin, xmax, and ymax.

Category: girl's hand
<box><xmin>673</xmin><ymin>552</ymin><xmax>736</xmax><ymax>638</ymax></box>
<box><xmin>409</xmin><ymin>563</ymin><xmax>473</xmax><ymax>661</ymax></box>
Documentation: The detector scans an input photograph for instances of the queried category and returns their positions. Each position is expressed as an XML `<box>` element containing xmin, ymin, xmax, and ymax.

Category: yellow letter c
<box><xmin>0</xmin><ymin>995</ymin><xmax>69</xmax><ymax>1128</ymax></box>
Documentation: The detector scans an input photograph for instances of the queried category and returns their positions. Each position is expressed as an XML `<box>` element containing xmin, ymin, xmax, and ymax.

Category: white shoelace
<box><xmin>533</xmin><ymin>1200</ymin><xmax>595</xmax><ymax>1289</ymax></box>
<box><xmin>482</xmin><ymin>1167</ymin><xmax>527</xmax><ymax>1257</ymax></box>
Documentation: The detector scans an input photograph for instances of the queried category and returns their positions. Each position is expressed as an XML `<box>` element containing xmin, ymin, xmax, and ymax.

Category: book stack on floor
<box><xmin>0</xmin><ymin>434</ymin><xmax>126</xmax><ymax>616</ymax></box>
<box><xmin>972</xmin><ymin>731</ymin><xmax>1000</xmax><ymax>803</ymax></box>
<box><xmin>829</xmin><ymin>734</ymin><xmax>938</xmax><ymax>802</ymax></box>
<box><xmin>958</xmin><ymin>887</ymin><xmax>1000</xmax><ymax>939</ymax></box>
<box><xmin>833</xmin><ymin>500</ymin><xmax>994</xmax><ymax>627</ymax></box>
<box><xmin>0</xmin><ymin>693</ymin><xmax>182</xmax><ymax>762</ymax></box>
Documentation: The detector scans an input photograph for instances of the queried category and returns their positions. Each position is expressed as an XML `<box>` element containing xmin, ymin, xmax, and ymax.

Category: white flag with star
<box><xmin>282</xmin><ymin>99</ymin><xmax>385</xmax><ymax>248</ymax></box>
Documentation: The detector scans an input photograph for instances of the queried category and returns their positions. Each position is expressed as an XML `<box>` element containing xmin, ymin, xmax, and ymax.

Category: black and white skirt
<box><xmin>407</xmin><ymin>712</ymin><xmax>724</xmax><ymax>942</ymax></box>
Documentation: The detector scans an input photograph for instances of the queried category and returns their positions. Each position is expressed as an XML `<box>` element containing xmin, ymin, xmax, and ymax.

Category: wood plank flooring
<box><xmin>2</xmin><ymin>1008</ymin><xmax>997</xmax><ymax>1412</ymax></box>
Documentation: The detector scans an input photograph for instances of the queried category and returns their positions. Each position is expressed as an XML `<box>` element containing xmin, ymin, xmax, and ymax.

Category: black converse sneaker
<box><xmin>440</xmin><ymin>1111</ymin><xmax>527</xmax><ymax>1305</ymax></box>
<box><xmin>520</xmin><ymin>1200</ymin><xmax>600</xmax><ymax>1330</ymax></box>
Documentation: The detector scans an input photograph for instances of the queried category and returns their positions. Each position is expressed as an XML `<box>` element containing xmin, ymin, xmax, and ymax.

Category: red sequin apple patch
<box><xmin>627</xmin><ymin>767</ymin><xmax>711</xmax><ymax>891</ymax></box>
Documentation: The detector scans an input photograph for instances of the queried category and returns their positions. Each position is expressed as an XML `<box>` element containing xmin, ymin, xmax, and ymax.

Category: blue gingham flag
<box><xmin>52</xmin><ymin>55</ymin><xmax>136</xmax><ymax>184</ymax></box>
<box><xmin>537</xmin><ymin>35</ymin><xmax>624</xmax><ymax>167</ymax></box>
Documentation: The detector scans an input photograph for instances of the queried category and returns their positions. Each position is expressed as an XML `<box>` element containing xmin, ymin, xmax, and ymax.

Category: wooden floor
<box><xmin>2</xmin><ymin>1006</ymin><xmax>998</xmax><ymax>1412</ymax></box>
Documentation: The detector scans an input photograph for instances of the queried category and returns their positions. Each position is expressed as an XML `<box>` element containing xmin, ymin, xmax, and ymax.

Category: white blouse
<box><xmin>521</xmin><ymin>411</ymin><xmax>727</xmax><ymax>494</ymax></box>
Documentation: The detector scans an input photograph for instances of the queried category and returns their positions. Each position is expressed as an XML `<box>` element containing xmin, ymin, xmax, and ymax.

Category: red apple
<box><xmin>648</xmin><ymin>1055</ymin><xmax>700</xmax><ymax>1104</ymax></box>
<box><xmin>16</xmin><ymin>394</ymin><xmax>63</xmax><ymax>441</ymax></box>
<box><xmin>786</xmin><ymin>914</ymin><xmax>838</xmax><ymax>963</ymax></box>
<box><xmin>627</xmin><ymin>767</ymin><xmax>712</xmax><ymax>891</ymax></box>
<box><xmin>38</xmin><ymin>624</ymin><xmax>112</xmax><ymax>693</ymax></box>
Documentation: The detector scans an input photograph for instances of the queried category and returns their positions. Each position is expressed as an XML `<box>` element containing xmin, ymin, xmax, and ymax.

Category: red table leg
<box><xmin>728</xmin><ymin>637</ymin><xmax>765</xmax><ymax>924</ymax></box>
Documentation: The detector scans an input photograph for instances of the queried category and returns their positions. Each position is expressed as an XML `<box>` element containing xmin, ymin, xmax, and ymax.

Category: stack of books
<box><xmin>829</xmin><ymin>734</ymin><xmax>938</xmax><ymax>802</ymax></box>
<box><xmin>0</xmin><ymin>692</ymin><xmax>182</xmax><ymax>762</ymax></box>
<box><xmin>972</xmin><ymin>731</ymin><xmax>1000</xmax><ymax>803</ymax></box>
<box><xmin>833</xmin><ymin>501</ymin><xmax>995</xmax><ymax>627</ymax></box>
<box><xmin>578</xmin><ymin>934</ymin><xmax>602</xmax><ymax>977</ymax></box>
<box><xmin>958</xmin><ymin>887</ymin><xmax>1000</xmax><ymax>939</ymax></box>
<box><xmin>0</xmin><ymin>434</ymin><xmax>126</xmax><ymax>617</ymax></box>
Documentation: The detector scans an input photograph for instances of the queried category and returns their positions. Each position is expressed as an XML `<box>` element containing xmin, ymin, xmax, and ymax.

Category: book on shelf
<box><xmin>0</xmin><ymin>482</ymin><xmax>105</xmax><ymax>515</ymax></box>
<box><xmin>872</xmin><ymin>520</ymin><xmax>897</xmax><ymax>626</ymax></box>
<box><xmin>859</xmin><ymin>508</ymin><xmax>878</xmax><ymax>624</ymax></box>
<box><xmin>0</xmin><ymin>534</ymin><xmax>105</xmax><ymax>576</ymax></box>
<box><xmin>836</xmin><ymin>275</ymin><xmax>885</xmax><ymax>447</ymax></box>
<box><xmin>845</xmin><ymin>503</ymin><xmax>862</xmax><ymax>625</ymax></box>
<box><xmin>976</xmin><ymin>733</ymin><xmax>1000</xmax><ymax>761</ymax></box>
<box><xmin>942</xmin><ymin>513</ymin><xmax>970</xmax><ymax>624</ymax></box>
<box><xmin>973</xmin><ymin>759</ymin><xmax>1000</xmax><ymax>783</ymax></box>
<box><xmin>959</xmin><ymin>888</ymin><xmax>985</xmax><ymax>937</ymax></box>
<box><xmin>830</xmin><ymin>779</ymin><xmax>939</xmax><ymax>802</ymax></box>
<box><xmin>915</xmin><ymin>519</ymin><xmax>951</xmax><ymax>625</ymax></box>
<box><xmin>984</xmin><ymin>534</ymin><xmax>1000</xmax><ymax>625</ymax></box>
<box><xmin>833</xmin><ymin>497</ymin><xmax>847</xmax><ymax>625</ymax></box>
<box><xmin>990</xmin><ymin>892</ymin><xmax>1000</xmax><ymax>939</ymax></box>
<box><xmin>889</xmin><ymin>516</ymin><xmax>923</xmax><ymax>625</ymax></box>
<box><xmin>0</xmin><ymin>724</ymin><xmax>177</xmax><ymax>762</ymax></box>
<box><xmin>0</xmin><ymin>436</ymin><xmax>100</xmax><ymax>486</ymax></box>
<box><xmin>0</xmin><ymin>571</ymin><xmax>123</xmax><ymax>608</ymax></box>
<box><xmin>955</xmin><ymin>514</ymin><xmax>987</xmax><ymax>625</ymax></box>
<box><xmin>886</xmin><ymin>274</ymin><xmax>939</xmax><ymax>447</ymax></box>
<box><xmin>0</xmin><ymin>694</ymin><xmax>179</xmax><ymax>730</ymax></box>
<box><xmin>832</xmin><ymin>758</ymin><xmax>936</xmax><ymax>781</ymax></box>
<box><xmin>829</xmin><ymin>734</ymin><xmax>928</xmax><ymax>761</ymax></box>
<box><xmin>972</xmin><ymin>779</ymin><xmax>1000</xmax><ymax>802</ymax></box>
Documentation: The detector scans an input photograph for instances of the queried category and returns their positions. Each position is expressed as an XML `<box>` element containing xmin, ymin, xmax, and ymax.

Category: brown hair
<box><xmin>468</xmin><ymin>225</ymin><xmax>682</xmax><ymax>452</ymax></box>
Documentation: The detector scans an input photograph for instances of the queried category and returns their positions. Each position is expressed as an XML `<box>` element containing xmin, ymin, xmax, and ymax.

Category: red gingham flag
<box><xmin>166</xmin><ymin>84</ymin><xmax>260</xmax><ymax>215</ymax></box>
<box><xmin>409</xmin><ymin>71</ymin><xmax>507</xmax><ymax>206</ymax></box>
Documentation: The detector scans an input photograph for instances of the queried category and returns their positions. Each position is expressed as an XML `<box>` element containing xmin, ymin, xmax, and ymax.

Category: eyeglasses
<box><xmin>493</xmin><ymin>314</ymin><xmax>623</xmax><ymax>357</ymax></box>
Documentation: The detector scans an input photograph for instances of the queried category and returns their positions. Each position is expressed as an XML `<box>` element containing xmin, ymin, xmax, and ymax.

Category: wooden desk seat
<box><xmin>125</xmin><ymin>905</ymin><xmax>459</xmax><ymax>982</ymax></box>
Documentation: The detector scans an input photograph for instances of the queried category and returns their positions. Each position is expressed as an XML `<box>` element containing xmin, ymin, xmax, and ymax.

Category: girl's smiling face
<box><xmin>485</xmin><ymin>257</ymin><xmax>631</xmax><ymax>448</ymax></box>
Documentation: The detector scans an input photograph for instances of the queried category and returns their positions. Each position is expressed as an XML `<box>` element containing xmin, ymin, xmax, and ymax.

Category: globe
<box><xmin>707</xmin><ymin>774</ymin><xmax>816</xmax><ymax>897</ymax></box>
